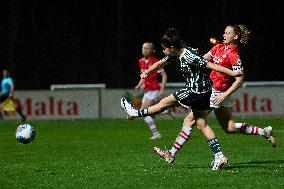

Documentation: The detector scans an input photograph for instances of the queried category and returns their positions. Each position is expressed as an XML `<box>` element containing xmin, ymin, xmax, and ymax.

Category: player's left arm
<box><xmin>223</xmin><ymin>75</ymin><xmax>244</xmax><ymax>98</ymax></box>
<box><xmin>223</xmin><ymin>54</ymin><xmax>244</xmax><ymax>97</ymax></box>
<box><xmin>206</xmin><ymin>62</ymin><xmax>243</xmax><ymax>77</ymax></box>
<box><xmin>212</xmin><ymin>75</ymin><xmax>243</xmax><ymax>106</ymax></box>
<box><xmin>217</xmin><ymin>53</ymin><xmax>244</xmax><ymax>99</ymax></box>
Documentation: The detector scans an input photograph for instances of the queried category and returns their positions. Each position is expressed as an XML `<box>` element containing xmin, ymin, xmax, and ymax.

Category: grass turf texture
<box><xmin>0</xmin><ymin>117</ymin><xmax>283</xmax><ymax>189</ymax></box>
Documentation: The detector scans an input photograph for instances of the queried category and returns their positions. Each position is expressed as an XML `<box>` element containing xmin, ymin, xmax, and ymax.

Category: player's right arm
<box><xmin>203</xmin><ymin>52</ymin><xmax>213</xmax><ymax>61</ymax></box>
<box><xmin>206</xmin><ymin>62</ymin><xmax>243</xmax><ymax>77</ymax></box>
<box><xmin>140</xmin><ymin>59</ymin><xmax>168</xmax><ymax>79</ymax></box>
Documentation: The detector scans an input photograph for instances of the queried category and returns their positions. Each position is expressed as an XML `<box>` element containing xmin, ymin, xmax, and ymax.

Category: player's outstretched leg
<box><xmin>121</xmin><ymin>97</ymin><xmax>149</xmax><ymax>120</ymax></box>
<box><xmin>235</xmin><ymin>123</ymin><xmax>276</xmax><ymax>148</ymax></box>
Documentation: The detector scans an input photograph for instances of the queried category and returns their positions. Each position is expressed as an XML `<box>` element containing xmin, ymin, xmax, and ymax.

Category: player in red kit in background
<box><xmin>189</xmin><ymin>24</ymin><xmax>276</xmax><ymax>150</ymax></box>
<box><xmin>134</xmin><ymin>42</ymin><xmax>168</xmax><ymax>140</ymax></box>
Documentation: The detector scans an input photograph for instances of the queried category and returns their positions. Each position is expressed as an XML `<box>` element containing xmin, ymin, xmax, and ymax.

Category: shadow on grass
<box><xmin>222</xmin><ymin>159</ymin><xmax>284</xmax><ymax>170</ymax></box>
<box><xmin>182</xmin><ymin>160</ymin><xmax>284</xmax><ymax>170</ymax></box>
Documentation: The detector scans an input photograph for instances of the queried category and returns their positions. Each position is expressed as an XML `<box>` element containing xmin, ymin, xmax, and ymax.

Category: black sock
<box><xmin>138</xmin><ymin>108</ymin><xmax>148</xmax><ymax>117</ymax></box>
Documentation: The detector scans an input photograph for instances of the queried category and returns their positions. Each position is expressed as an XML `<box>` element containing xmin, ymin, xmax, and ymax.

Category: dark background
<box><xmin>0</xmin><ymin>0</ymin><xmax>283</xmax><ymax>89</ymax></box>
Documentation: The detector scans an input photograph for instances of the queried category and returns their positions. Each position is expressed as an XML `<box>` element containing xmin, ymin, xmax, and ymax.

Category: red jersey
<box><xmin>138</xmin><ymin>56</ymin><xmax>164</xmax><ymax>92</ymax></box>
<box><xmin>209</xmin><ymin>44</ymin><xmax>242</xmax><ymax>92</ymax></box>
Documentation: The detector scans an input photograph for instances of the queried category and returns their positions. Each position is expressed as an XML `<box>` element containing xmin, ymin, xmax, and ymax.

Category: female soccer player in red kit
<box><xmin>192</xmin><ymin>24</ymin><xmax>276</xmax><ymax>148</ymax></box>
<box><xmin>134</xmin><ymin>42</ymin><xmax>168</xmax><ymax>139</ymax></box>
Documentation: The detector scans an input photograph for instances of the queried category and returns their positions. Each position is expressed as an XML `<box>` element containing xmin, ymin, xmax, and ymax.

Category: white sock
<box><xmin>170</xmin><ymin>126</ymin><xmax>192</xmax><ymax>156</ymax></box>
<box><xmin>144</xmin><ymin>116</ymin><xmax>160</xmax><ymax>136</ymax></box>
<box><xmin>235</xmin><ymin>123</ymin><xmax>264</xmax><ymax>135</ymax></box>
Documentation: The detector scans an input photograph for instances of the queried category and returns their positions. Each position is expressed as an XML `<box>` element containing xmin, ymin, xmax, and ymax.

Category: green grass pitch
<box><xmin>0</xmin><ymin>117</ymin><xmax>283</xmax><ymax>189</ymax></box>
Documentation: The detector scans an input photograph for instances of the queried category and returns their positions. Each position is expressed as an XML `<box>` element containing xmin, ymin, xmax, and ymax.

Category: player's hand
<box><xmin>135</xmin><ymin>85</ymin><xmax>141</xmax><ymax>91</ymax></box>
<box><xmin>232</xmin><ymin>67</ymin><xmax>244</xmax><ymax>77</ymax></box>
<box><xmin>213</xmin><ymin>93</ymin><xmax>226</xmax><ymax>106</ymax></box>
<box><xmin>9</xmin><ymin>93</ymin><xmax>14</xmax><ymax>99</ymax></box>
<box><xmin>140</xmin><ymin>71</ymin><xmax>148</xmax><ymax>79</ymax></box>
<box><xmin>159</xmin><ymin>90</ymin><xmax>164</xmax><ymax>97</ymax></box>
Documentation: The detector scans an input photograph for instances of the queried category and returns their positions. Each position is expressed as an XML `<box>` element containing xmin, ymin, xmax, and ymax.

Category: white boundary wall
<box><xmin>5</xmin><ymin>90</ymin><xmax>99</xmax><ymax>119</ymax></box>
<box><xmin>4</xmin><ymin>84</ymin><xmax>284</xmax><ymax>119</ymax></box>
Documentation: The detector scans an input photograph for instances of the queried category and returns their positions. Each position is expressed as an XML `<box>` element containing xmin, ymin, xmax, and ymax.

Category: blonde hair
<box><xmin>230</xmin><ymin>24</ymin><xmax>251</xmax><ymax>45</ymax></box>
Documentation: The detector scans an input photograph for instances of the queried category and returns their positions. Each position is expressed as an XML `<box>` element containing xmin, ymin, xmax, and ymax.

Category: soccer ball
<box><xmin>16</xmin><ymin>124</ymin><xmax>36</xmax><ymax>144</ymax></box>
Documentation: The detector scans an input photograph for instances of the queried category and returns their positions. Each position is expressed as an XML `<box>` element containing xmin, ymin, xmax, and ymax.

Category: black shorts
<box><xmin>173</xmin><ymin>88</ymin><xmax>211</xmax><ymax>111</ymax></box>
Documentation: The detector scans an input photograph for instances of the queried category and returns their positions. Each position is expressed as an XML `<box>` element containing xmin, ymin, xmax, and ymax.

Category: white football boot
<box><xmin>150</xmin><ymin>133</ymin><xmax>161</xmax><ymax>140</ymax></box>
<box><xmin>154</xmin><ymin>147</ymin><xmax>175</xmax><ymax>164</ymax></box>
<box><xmin>212</xmin><ymin>154</ymin><xmax>228</xmax><ymax>171</ymax></box>
<box><xmin>263</xmin><ymin>126</ymin><xmax>276</xmax><ymax>148</ymax></box>
<box><xmin>120</xmin><ymin>97</ymin><xmax>138</xmax><ymax>120</ymax></box>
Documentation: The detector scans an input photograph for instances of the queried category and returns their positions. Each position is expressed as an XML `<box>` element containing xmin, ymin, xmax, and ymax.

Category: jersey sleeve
<box><xmin>209</xmin><ymin>44</ymin><xmax>221</xmax><ymax>58</ymax></box>
<box><xmin>180</xmin><ymin>48</ymin><xmax>208</xmax><ymax>68</ymax></box>
<box><xmin>190</xmin><ymin>47</ymin><xmax>208</xmax><ymax>68</ymax></box>
<box><xmin>193</xmin><ymin>54</ymin><xmax>208</xmax><ymax>68</ymax></box>
<box><xmin>229</xmin><ymin>53</ymin><xmax>242</xmax><ymax>71</ymax></box>
<box><xmin>7</xmin><ymin>78</ymin><xmax>14</xmax><ymax>87</ymax></box>
<box><xmin>163</xmin><ymin>56</ymin><xmax>178</xmax><ymax>63</ymax></box>
<box><xmin>150</xmin><ymin>57</ymin><xmax>164</xmax><ymax>73</ymax></box>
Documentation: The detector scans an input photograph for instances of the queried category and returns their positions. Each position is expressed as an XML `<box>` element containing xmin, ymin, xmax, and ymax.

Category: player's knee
<box><xmin>196</xmin><ymin>118</ymin><xmax>207</xmax><ymax>130</ymax></box>
<box><xmin>225</xmin><ymin>126</ymin><xmax>236</xmax><ymax>134</ymax></box>
<box><xmin>197</xmin><ymin>124</ymin><xmax>208</xmax><ymax>131</ymax></box>
<box><xmin>220</xmin><ymin>123</ymin><xmax>236</xmax><ymax>134</ymax></box>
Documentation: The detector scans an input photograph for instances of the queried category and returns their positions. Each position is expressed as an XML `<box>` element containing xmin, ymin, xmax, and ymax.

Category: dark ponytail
<box><xmin>161</xmin><ymin>27</ymin><xmax>186</xmax><ymax>49</ymax></box>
